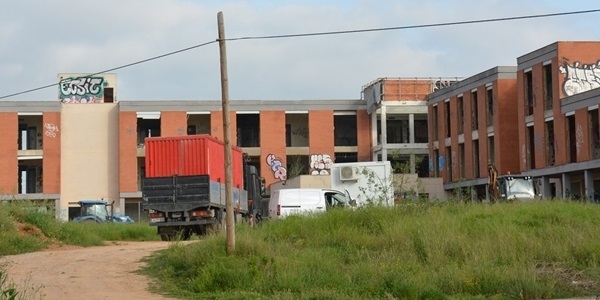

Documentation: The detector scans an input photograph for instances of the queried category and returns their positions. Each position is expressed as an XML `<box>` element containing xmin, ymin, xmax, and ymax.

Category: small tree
<box><xmin>390</xmin><ymin>153</ymin><xmax>425</xmax><ymax>203</ymax></box>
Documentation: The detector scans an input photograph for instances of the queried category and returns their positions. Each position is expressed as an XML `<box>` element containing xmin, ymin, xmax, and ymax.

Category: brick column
<box><xmin>308</xmin><ymin>110</ymin><xmax>334</xmax><ymax>175</ymax></box>
<box><xmin>0</xmin><ymin>113</ymin><xmax>18</xmax><ymax>194</ymax></box>
<box><xmin>119</xmin><ymin>111</ymin><xmax>138</xmax><ymax>192</ymax></box>
<box><xmin>356</xmin><ymin>110</ymin><xmax>371</xmax><ymax>161</ymax></box>
<box><xmin>42</xmin><ymin>112</ymin><xmax>61</xmax><ymax>194</ymax></box>
<box><xmin>160</xmin><ymin>111</ymin><xmax>187</xmax><ymax>137</ymax></box>
<box><xmin>260</xmin><ymin>111</ymin><xmax>286</xmax><ymax>187</ymax></box>
<box><xmin>210</xmin><ymin>111</ymin><xmax>237</xmax><ymax>145</ymax></box>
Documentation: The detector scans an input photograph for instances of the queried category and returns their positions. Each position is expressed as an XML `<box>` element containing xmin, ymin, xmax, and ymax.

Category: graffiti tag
<box><xmin>576</xmin><ymin>124</ymin><xmax>584</xmax><ymax>155</ymax></box>
<box><xmin>59</xmin><ymin>76</ymin><xmax>107</xmax><ymax>103</ymax></box>
<box><xmin>44</xmin><ymin>123</ymin><xmax>59</xmax><ymax>138</ymax></box>
<box><xmin>266</xmin><ymin>153</ymin><xmax>287</xmax><ymax>181</ymax></box>
<box><xmin>559</xmin><ymin>60</ymin><xmax>600</xmax><ymax>96</ymax></box>
<box><xmin>438</xmin><ymin>155</ymin><xmax>445</xmax><ymax>171</ymax></box>
<box><xmin>521</xmin><ymin>144</ymin><xmax>527</xmax><ymax>168</ymax></box>
<box><xmin>310</xmin><ymin>153</ymin><xmax>333</xmax><ymax>175</ymax></box>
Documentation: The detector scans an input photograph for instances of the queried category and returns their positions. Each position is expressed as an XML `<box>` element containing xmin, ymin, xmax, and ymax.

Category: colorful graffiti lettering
<box><xmin>59</xmin><ymin>76</ymin><xmax>107</xmax><ymax>103</ymax></box>
<box><xmin>266</xmin><ymin>153</ymin><xmax>287</xmax><ymax>181</ymax></box>
<box><xmin>44</xmin><ymin>123</ymin><xmax>59</xmax><ymax>138</ymax></box>
<box><xmin>310</xmin><ymin>153</ymin><xmax>333</xmax><ymax>175</ymax></box>
<box><xmin>559</xmin><ymin>60</ymin><xmax>600</xmax><ymax>96</ymax></box>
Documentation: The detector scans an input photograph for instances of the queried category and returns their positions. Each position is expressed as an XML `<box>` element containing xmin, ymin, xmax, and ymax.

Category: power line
<box><xmin>1</xmin><ymin>8</ymin><xmax>599</xmax><ymax>100</ymax></box>
<box><xmin>226</xmin><ymin>9</ymin><xmax>600</xmax><ymax>41</ymax></box>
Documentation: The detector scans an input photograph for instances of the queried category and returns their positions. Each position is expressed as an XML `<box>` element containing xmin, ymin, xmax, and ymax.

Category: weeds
<box><xmin>143</xmin><ymin>201</ymin><xmax>600</xmax><ymax>299</ymax></box>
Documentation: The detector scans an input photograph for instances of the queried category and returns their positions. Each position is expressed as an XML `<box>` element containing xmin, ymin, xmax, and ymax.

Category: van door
<box><xmin>279</xmin><ymin>189</ymin><xmax>302</xmax><ymax>217</ymax></box>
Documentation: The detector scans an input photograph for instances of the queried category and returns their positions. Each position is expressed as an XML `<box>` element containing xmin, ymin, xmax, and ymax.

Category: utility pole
<box><xmin>217</xmin><ymin>11</ymin><xmax>235</xmax><ymax>254</ymax></box>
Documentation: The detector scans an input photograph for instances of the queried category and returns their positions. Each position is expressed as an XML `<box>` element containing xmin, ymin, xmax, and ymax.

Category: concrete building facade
<box><xmin>4</xmin><ymin>73</ymin><xmax>443</xmax><ymax>220</ymax></box>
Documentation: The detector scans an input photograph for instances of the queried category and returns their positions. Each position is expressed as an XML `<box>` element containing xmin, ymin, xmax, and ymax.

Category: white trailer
<box><xmin>330</xmin><ymin>161</ymin><xmax>394</xmax><ymax>206</ymax></box>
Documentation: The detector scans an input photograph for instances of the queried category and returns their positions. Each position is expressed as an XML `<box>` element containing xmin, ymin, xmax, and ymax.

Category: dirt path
<box><xmin>0</xmin><ymin>241</ymin><xmax>183</xmax><ymax>300</ymax></box>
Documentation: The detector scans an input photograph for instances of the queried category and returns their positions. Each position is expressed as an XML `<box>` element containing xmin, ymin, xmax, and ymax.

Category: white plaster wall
<box><xmin>59</xmin><ymin>103</ymin><xmax>120</xmax><ymax>220</ymax></box>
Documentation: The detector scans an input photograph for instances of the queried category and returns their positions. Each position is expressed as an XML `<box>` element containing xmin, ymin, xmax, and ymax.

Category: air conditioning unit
<box><xmin>339</xmin><ymin>166</ymin><xmax>358</xmax><ymax>181</ymax></box>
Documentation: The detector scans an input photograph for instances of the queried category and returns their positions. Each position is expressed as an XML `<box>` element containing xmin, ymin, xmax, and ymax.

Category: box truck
<box><xmin>330</xmin><ymin>161</ymin><xmax>394</xmax><ymax>206</ymax></box>
<box><xmin>269</xmin><ymin>188</ymin><xmax>354</xmax><ymax>218</ymax></box>
<box><xmin>141</xmin><ymin>135</ymin><xmax>264</xmax><ymax>241</ymax></box>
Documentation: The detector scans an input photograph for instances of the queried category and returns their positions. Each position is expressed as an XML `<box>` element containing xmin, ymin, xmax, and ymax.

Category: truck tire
<box><xmin>160</xmin><ymin>233</ymin><xmax>174</xmax><ymax>241</ymax></box>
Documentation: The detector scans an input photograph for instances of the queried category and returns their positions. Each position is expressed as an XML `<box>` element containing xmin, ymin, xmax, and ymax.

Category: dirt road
<box><xmin>0</xmin><ymin>241</ymin><xmax>181</xmax><ymax>300</ymax></box>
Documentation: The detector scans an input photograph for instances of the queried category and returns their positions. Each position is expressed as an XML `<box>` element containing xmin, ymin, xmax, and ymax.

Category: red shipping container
<box><xmin>145</xmin><ymin>135</ymin><xmax>243</xmax><ymax>188</ymax></box>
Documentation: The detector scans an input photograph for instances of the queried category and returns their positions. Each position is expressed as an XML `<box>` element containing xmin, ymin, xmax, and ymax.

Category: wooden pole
<box><xmin>217</xmin><ymin>11</ymin><xmax>235</xmax><ymax>254</ymax></box>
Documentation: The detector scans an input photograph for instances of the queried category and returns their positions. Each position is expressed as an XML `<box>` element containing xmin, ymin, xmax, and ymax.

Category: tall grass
<box><xmin>143</xmin><ymin>200</ymin><xmax>600</xmax><ymax>299</ymax></box>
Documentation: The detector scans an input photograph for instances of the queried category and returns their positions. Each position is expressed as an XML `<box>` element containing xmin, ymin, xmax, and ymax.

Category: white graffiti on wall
<box><xmin>451</xmin><ymin>150</ymin><xmax>457</xmax><ymax>176</ymax></box>
<box><xmin>575</xmin><ymin>124</ymin><xmax>584</xmax><ymax>155</ymax></box>
<box><xmin>310</xmin><ymin>153</ymin><xmax>333</xmax><ymax>175</ymax></box>
<box><xmin>521</xmin><ymin>144</ymin><xmax>527</xmax><ymax>168</ymax></box>
<box><xmin>559</xmin><ymin>60</ymin><xmax>600</xmax><ymax>96</ymax></box>
<box><xmin>44</xmin><ymin>123</ymin><xmax>59</xmax><ymax>138</ymax></box>
<box><xmin>59</xmin><ymin>76</ymin><xmax>107</xmax><ymax>103</ymax></box>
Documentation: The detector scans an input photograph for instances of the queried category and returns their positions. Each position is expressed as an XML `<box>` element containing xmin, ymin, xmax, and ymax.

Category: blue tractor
<box><xmin>72</xmin><ymin>200</ymin><xmax>134</xmax><ymax>223</ymax></box>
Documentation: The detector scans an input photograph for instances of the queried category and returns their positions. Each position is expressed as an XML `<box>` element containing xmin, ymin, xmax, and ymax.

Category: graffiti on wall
<box><xmin>559</xmin><ymin>60</ymin><xmax>600</xmax><ymax>96</ymax></box>
<box><xmin>576</xmin><ymin>124</ymin><xmax>584</xmax><ymax>155</ymax></box>
<box><xmin>438</xmin><ymin>155</ymin><xmax>445</xmax><ymax>171</ymax></box>
<box><xmin>266</xmin><ymin>153</ymin><xmax>287</xmax><ymax>181</ymax></box>
<box><xmin>431</xmin><ymin>79</ymin><xmax>459</xmax><ymax>92</ymax></box>
<box><xmin>521</xmin><ymin>144</ymin><xmax>527</xmax><ymax>168</ymax></box>
<box><xmin>451</xmin><ymin>151</ymin><xmax>457</xmax><ymax>174</ymax></box>
<box><xmin>310</xmin><ymin>153</ymin><xmax>333</xmax><ymax>175</ymax></box>
<box><xmin>59</xmin><ymin>76</ymin><xmax>107</xmax><ymax>103</ymax></box>
<box><xmin>44</xmin><ymin>123</ymin><xmax>59</xmax><ymax>138</ymax></box>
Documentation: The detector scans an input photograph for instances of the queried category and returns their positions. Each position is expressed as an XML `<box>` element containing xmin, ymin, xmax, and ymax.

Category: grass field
<box><xmin>2</xmin><ymin>200</ymin><xmax>600</xmax><ymax>299</ymax></box>
<box><xmin>142</xmin><ymin>200</ymin><xmax>600</xmax><ymax>299</ymax></box>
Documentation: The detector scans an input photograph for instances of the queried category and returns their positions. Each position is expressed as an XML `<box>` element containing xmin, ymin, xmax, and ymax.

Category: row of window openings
<box><xmin>17</xmin><ymin>115</ymin><xmax>360</xmax><ymax>150</ymax></box>
<box><xmin>432</xmin><ymin>88</ymin><xmax>495</xmax><ymax>141</ymax></box>
<box><xmin>433</xmin><ymin>63</ymin><xmax>555</xmax><ymax>141</ymax></box>
<box><xmin>436</xmin><ymin>112</ymin><xmax>600</xmax><ymax>182</ymax></box>
<box><xmin>524</xmin><ymin>64</ymin><xmax>554</xmax><ymax>116</ymax></box>
<box><xmin>431</xmin><ymin>137</ymin><xmax>494</xmax><ymax>182</ymax></box>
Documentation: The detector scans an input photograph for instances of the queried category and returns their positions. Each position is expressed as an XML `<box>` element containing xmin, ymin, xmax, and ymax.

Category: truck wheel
<box><xmin>160</xmin><ymin>234</ymin><xmax>174</xmax><ymax>241</ymax></box>
<box><xmin>181</xmin><ymin>228</ymin><xmax>192</xmax><ymax>241</ymax></box>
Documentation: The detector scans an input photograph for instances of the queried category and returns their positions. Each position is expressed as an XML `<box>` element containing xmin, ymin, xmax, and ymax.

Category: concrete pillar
<box><xmin>381</xmin><ymin>105</ymin><xmax>388</xmax><ymax>160</ymax></box>
<box><xmin>119</xmin><ymin>197</ymin><xmax>126</xmax><ymax>215</ymax></box>
<box><xmin>409</xmin><ymin>113</ymin><xmax>415</xmax><ymax>143</ymax></box>
<box><xmin>410</xmin><ymin>154</ymin><xmax>416</xmax><ymax>174</ymax></box>
<box><xmin>584</xmin><ymin>169</ymin><xmax>594</xmax><ymax>202</ymax></box>
<box><xmin>371</xmin><ymin>110</ymin><xmax>378</xmax><ymax>160</ymax></box>
<box><xmin>541</xmin><ymin>176</ymin><xmax>551</xmax><ymax>199</ymax></box>
<box><xmin>561</xmin><ymin>173</ymin><xmax>571</xmax><ymax>198</ymax></box>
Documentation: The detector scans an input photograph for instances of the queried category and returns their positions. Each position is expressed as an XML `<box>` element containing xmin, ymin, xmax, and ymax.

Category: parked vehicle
<box><xmin>141</xmin><ymin>135</ymin><xmax>264</xmax><ymax>241</ymax></box>
<box><xmin>72</xmin><ymin>199</ymin><xmax>134</xmax><ymax>223</ymax></box>
<box><xmin>268</xmin><ymin>188</ymin><xmax>354</xmax><ymax>218</ymax></box>
<box><xmin>487</xmin><ymin>163</ymin><xmax>535</xmax><ymax>202</ymax></box>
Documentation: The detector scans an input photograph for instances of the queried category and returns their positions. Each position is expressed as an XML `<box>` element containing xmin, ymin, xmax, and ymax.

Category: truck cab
<box><xmin>497</xmin><ymin>175</ymin><xmax>536</xmax><ymax>201</ymax></box>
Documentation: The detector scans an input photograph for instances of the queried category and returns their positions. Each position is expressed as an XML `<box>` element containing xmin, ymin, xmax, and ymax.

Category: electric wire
<box><xmin>1</xmin><ymin>8</ymin><xmax>599</xmax><ymax>100</ymax></box>
<box><xmin>226</xmin><ymin>9</ymin><xmax>600</xmax><ymax>41</ymax></box>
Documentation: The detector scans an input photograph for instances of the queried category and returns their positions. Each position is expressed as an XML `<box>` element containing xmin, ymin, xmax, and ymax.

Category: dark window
<box><xmin>334</xmin><ymin>115</ymin><xmax>357</xmax><ymax>146</ymax></box>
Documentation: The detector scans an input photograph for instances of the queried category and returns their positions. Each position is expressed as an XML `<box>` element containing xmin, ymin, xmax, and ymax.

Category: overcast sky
<box><xmin>1</xmin><ymin>0</ymin><xmax>599</xmax><ymax>101</ymax></box>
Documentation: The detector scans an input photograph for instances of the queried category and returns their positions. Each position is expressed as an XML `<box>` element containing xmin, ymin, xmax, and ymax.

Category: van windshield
<box><xmin>326</xmin><ymin>192</ymin><xmax>349</xmax><ymax>208</ymax></box>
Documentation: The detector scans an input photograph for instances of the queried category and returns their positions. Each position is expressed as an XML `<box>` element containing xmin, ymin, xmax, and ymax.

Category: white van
<box><xmin>268</xmin><ymin>188</ymin><xmax>353</xmax><ymax>218</ymax></box>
